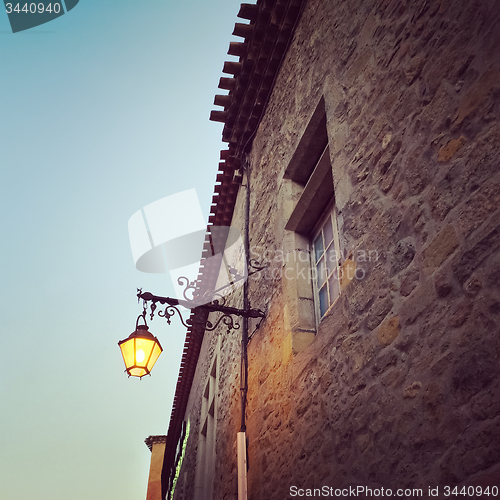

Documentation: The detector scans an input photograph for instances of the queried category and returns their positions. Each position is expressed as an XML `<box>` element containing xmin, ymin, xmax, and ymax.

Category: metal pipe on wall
<box><xmin>238</xmin><ymin>158</ymin><xmax>251</xmax><ymax>500</ymax></box>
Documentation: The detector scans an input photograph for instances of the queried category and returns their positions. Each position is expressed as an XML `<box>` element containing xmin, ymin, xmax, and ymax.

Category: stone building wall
<box><xmin>175</xmin><ymin>0</ymin><xmax>500</xmax><ymax>498</ymax></box>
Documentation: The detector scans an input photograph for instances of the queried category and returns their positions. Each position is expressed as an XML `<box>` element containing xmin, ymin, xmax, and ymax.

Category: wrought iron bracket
<box><xmin>136</xmin><ymin>286</ymin><xmax>265</xmax><ymax>335</ymax></box>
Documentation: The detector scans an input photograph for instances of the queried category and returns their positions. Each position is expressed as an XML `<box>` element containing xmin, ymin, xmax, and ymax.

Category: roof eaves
<box><xmin>161</xmin><ymin>0</ymin><xmax>307</xmax><ymax>496</ymax></box>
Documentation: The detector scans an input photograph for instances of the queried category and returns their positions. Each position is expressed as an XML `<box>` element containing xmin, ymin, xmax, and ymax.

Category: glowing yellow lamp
<box><xmin>118</xmin><ymin>324</ymin><xmax>163</xmax><ymax>378</ymax></box>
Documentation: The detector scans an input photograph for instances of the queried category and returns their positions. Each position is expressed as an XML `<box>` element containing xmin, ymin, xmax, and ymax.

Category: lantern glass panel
<box><xmin>119</xmin><ymin>337</ymin><xmax>136</xmax><ymax>370</ymax></box>
<box><xmin>129</xmin><ymin>366</ymin><xmax>148</xmax><ymax>377</ymax></box>
<box><xmin>135</xmin><ymin>337</ymin><xmax>155</xmax><ymax>368</ymax></box>
<box><xmin>147</xmin><ymin>341</ymin><xmax>162</xmax><ymax>372</ymax></box>
<box><xmin>118</xmin><ymin>326</ymin><xmax>163</xmax><ymax>378</ymax></box>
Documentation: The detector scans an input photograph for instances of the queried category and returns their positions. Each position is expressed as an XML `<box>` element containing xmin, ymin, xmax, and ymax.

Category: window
<box><xmin>311</xmin><ymin>204</ymin><xmax>341</xmax><ymax>319</ymax></box>
<box><xmin>285</xmin><ymin>141</ymin><xmax>340</xmax><ymax>325</ymax></box>
<box><xmin>281</xmin><ymin>97</ymin><xmax>342</xmax><ymax>354</ymax></box>
<box><xmin>194</xmin><ymin>355</ymin><xmax>218</xmax><ymax>500</ymax></box>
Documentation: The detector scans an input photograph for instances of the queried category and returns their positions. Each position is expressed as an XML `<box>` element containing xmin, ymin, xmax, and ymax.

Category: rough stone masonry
<box><xmin>175</xmin><ymin>0</ymin><xmax>500</xmax><ymax>498</ymax></box>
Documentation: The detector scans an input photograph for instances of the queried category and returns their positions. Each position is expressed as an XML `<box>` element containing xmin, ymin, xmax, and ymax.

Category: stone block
<box><xmin>282</xmin><ymin>254</ymin><xmax>316</xmax><ymax>344</ymax></box>
<box><xmin>345</xmin><ymin>48</ymin><xmax>373</xmax><ymax>85</ymax></box>
<box><xmin>429</xmin><ymin>164</ymin><xmax>466</xmax><ymax>221</ymax></box>
<box><xmin>370</xmin><ymin>204</ymin><xmax>403</xmax><ymax>242</ymax></box>
<box><xmin>340</xmin><ymin>259</ymin><xmax>357</xmax><ymax>291</ymax></box>
<box><xmin>420</xmin><ymin>83</ymin><xmax>456</xmax><ymax>131</ymax></box>
<box><xmin>392</xmin><ymin>87</ymin><xmax>420</xmax><ymax>125</ymax></box>
<box><xmin>291</xmin><ymin>329</ymin><xmax>316</xmax><ymax>356</ymax></box>
<box><xmin>430</xmin><ymin>351</ymin><xmax>454</xmax><ymax>376</ymax></box>
<box><xmin>471</xmin><ymin>382</ymin><xmax>500</xmax><ymax>420</ymax></box>
<box><xmin>391</xmin><ymin>237</ymin><xmax>416</xmax><ymax>276</ymax></box>
<box><xmin>346</xmin><ymin>266</ymin><xmax>389</xmax><ymax>314</ymax></box>
<box><xmin>371</xmin><ymin>349</ymin><xmax>399</xmax><ymax>377</ymax></box>
<box><xmin>366</xmin><ymin>295</ymin><xmax>393</xmax><ymax>330</ymax></box>
<box><xmin>457</xmin><ymin>123</ymin><xmax>500</xmax><ymax>194</ymax></box>
<box><xmin>422</xmin><ymin>224</ymin><xmax>459</xmax><ymax>275</ymax></box>
<box><xmin>400</xmin><ymin>265</ymin><xmax>420</xmax><ymax>296</ymax></box>
<box><xmin>448</xmin><ymin>299</ymin><xmax>473</xmax><ymax>328</ymax></box>
<box><xmin>377</xmin><ymin>315</ymin><xmax>400</xmax><ymax>346</ymax></box>
<box><xmin>284</xmin><ymin>250</ymin><xmax>316</xmax><ymax>299</ymax></box>
<box><xmin>458</xmin><ymin>182</ymin><xmax>500</xmax><ymax>237</ymax></box>
<box><xmin>458</xmin><ymin>311</ymin><xmax>499</xmax><ymax>347</ymax></box>
<box><xmin>283</xmin><ymin>330</ymin><xmax>293</xmax><ymax>366</ymax></box>
<box><xmin>461</xmin><ymin>420</ymin><xmax>500</xmax><ymax>478</ymax></box>
<box><xmin>436</xmin><ymin>410</ymin><xmax>469</xmax><ymax>448</ymax></box>
<box><xmin>402</xmin><ymin>203</ymin><xmax>427</xmax><ymax>236</ymax></box>
<box><xmin>297</xmin><ymin>297</ymin><xmax>316</xmax><ymax>331</ymax></box>
<box><xmin>438</xmin><ymin>136</ymin><xmax>467</xmax><ymax>163</ymax></box>
<box><xmin>464</xmin><ymin>276</ymin><xmax>482</xmax><ymax>296</ymax></box>
<box><xmin>376</xmin><ymin>156</ymin><xmax>396</xmax><ymax>192</ymax></box>
<box><xmin>404</xmin><ymin>55</ymin><xmax>425</xmax><ymax>85</ymax></box>
<box><xmin>452</xmin><ymin>223</ymin><xmax>500</xmax><ymax>284</ymax></box>
<box><xmin>400</xmin><ymin>280</ymin><xmax>435</xmax><ymax>325</ymax></box>
<box><xmin>403</xmin><ymin>381</ymin><xmax>422</xmax><ymax>398</ymax></box>
<box><xmin>452</xmin><ymin>348</ymin><xmax>497</xmax><ymax>404</ymax></box>
<box><xmin>341</xmin><ymin>333</ymin><xmax>377</xmax><ymax>375</ymax></box>
<box><xmin>381</xmin><ymin>369</ymin><xmax>405</xmax><ymax>387</ymax></box>
<box><xmin>434</xmin><ymin>269</ymin><xmax>453</xmax><ymax>297</ymax></box>
<box><xmin>319</xmin><ymin>371</ymin><xmax>333</xmax><ymax>394</ymax></box>
<box><xmin>405</xmin><ymin>152</ymin><xmax>431</xmax><ymax>195</ymax></box>
<box><xmin>454</xmin><ymin>66</ymin><xmax>500</xmax><ymax>126</ymax></box>
<box><xmin>422</xmin><ymin>382</ymin><xmax>446</xmax><ymax>423</ymax></box>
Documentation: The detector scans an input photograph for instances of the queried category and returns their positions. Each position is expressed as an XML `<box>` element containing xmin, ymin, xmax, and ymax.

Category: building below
<box><xmin>145</xmin><ymin>435</ymin><xmax>167</xmax><ymax>500</ymax></box>
<box><xmin>155</xmin><ymin>0</ymin><xmax>500</xmax><ymax>498</ymax></box>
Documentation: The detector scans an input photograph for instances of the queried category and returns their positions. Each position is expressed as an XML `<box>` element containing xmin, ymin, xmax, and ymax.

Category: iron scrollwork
<box><xmin>205</xmin><ymin>313</ymin><xmax>240</xmax><ymax>334</ymax></box>
<box><xmin>249</xmin><ymin>258</ymin><xmax>267</xmax><ymax>273</ymax></box>
<box><xmin>158</xmin><ymin>305</ymin><xmax>192</xmax><ymax>329</ymax></box>
<box><xmin>177</xmin><ymin>276</ymin><xmax>197</xmax><ymax>302</ymax></box>
<box><xmin>137</xmin><ymin>271</ymin><xmax>265</xmax><ymax>335</ymax></box>
<box><xmin>137</xmin><ymin>287</ymin><xmax>192</xmax><ymax>329</ymax></box>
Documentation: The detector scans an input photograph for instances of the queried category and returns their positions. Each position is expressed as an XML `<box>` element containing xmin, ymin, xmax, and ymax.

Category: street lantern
<box><xmin>118</xmin><ymin>320</ymin><xmax>163</xmax><ymax>378</ymax></box>
<box><xmin>119</xmin><ymin>288</ymin><xmax>265</xmax><ymax>379</ymax></box>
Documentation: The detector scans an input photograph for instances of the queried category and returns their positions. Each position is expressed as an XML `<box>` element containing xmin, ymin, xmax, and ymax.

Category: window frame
<box><xmin>194</xmin><ymin>352</ymin><xmax>218</xmax><ymax>500</ymax></box>
<box><xmin>310</xmin><ymin>201</ymin><xmax>341</xmax><ymax>323</ymax></box>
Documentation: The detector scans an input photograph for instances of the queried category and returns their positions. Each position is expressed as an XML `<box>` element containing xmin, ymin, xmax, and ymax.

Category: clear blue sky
<box><xmin>0</xmin><ymin>1</ymin><xmax>240</xmax><ymax>498</ymax></box>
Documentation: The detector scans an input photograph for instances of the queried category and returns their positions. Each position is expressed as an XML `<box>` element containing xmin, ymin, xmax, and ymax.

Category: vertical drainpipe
<box><xmin>238</xmin><ymin>157</ymin><xmax>251</xmax><ymax>500</ymax></box>
<box><xmin>237</xmin><ymin>431</ymin><xmax>248</xmax><ymax>500</ymax></box>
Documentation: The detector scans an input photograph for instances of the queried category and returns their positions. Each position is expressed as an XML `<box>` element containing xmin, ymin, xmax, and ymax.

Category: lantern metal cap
<box><xmin>118</xmin><ymin>324</ymin><xmax>161</xmax><ymax>347</ymax></box>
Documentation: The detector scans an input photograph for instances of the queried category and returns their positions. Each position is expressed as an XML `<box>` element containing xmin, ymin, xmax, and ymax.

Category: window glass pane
<box><xmin>312</xmin><ymin>203</ymin><xmax>339</xmax><ymax>321</ymax></box>
<box><xmin>323</xmin><ymin>216</ymin><xmax>333</xmax><ymax>247</ymax></box>
<box><xmin>319</xmin><ymin>285</ymin><xmax>328</xmax><ymax>317</ymax></box>
<box><xmin>313</xmin><ymin>234</ymin><xmax>324</xmax><ymax>263</ymax></box>
<box><xmin>316</xmin><ymin>258</ymin><xmax>327</xmax><ymax>287</ymax></box>
<box><xmin>325</xmin><ymin>244</ymin><xmax>339</xmax><ymax>275</ymax></box>
<box><xmin>328</xmin><ymin>273</ymin><xmax>340</xmax><ymax>305</ymax></box>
